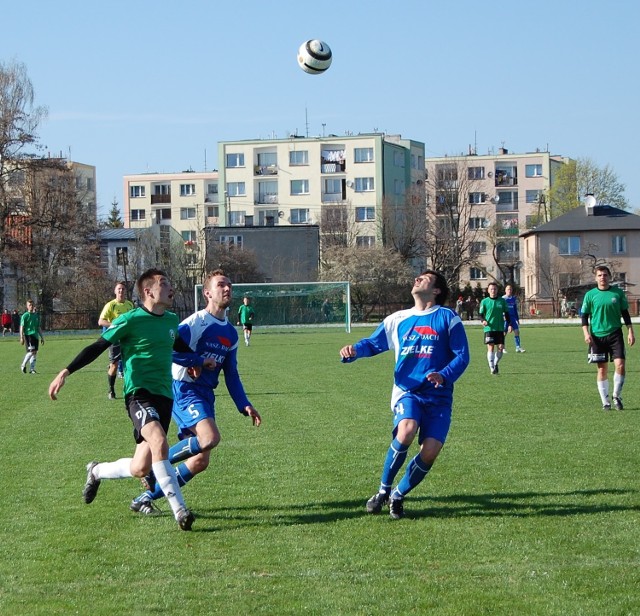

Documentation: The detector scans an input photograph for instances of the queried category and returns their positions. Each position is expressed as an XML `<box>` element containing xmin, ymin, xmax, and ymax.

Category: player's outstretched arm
<box><xmin>339</xmin><ymin>345</ymin><xmax>357</xmax><ymax>361</ymax></box>
<box><xmin>49</xmin><ymin>369</ymin><xmax>70</xmax><ymax>400</ymax></box>
<box><xmin>245</xmin><ymin>405</ymin><xmax>261</xmax><ymax>427</ymax></box>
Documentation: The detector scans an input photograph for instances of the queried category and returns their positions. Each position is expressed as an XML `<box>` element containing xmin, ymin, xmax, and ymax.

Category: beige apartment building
<box><xmin>217</xmin><ymin>133</ymin><xmax>425</xmax><ymax>248</ymax></box>
<box><xmin>426</xmin><ymin>148</ymin><xmax>571</xmax><ymax>293</ymax></box>
<box><xmin>123</xmin><ymin>170</ymin><xmax>220</xmax><ymax>244</ymax></box>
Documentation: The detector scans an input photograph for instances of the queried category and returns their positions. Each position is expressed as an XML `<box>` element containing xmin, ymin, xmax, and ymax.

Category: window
<box><xmin>289</xmin><ymin>150</ymin><xmax>309</xmax><ymax>166</ymax></box>
<box><xmin>393</xmin><ymin>151</ymin><xmax>405</xmax><ymax>167</ymax></box>
<box><xmin>612</xmin><ymin>235</ymin><xmax>626</xmax><ymax>254</ymax></box>
<box><xmin>207</xmin><ymin>205</ymin><xmax>219</xmax><ymax>218</ymax></box>
<box><xmin>257</xmin><ymin>180</ymin><xmax>278</xmax><ymax>203</ymax></box>
<box><xmin>356</xmin><ymin>236</ymin><xmax>375</xmax><ymax>247</ymax></box>
<box><xmin>116</xmin><ymin>247</ymin><xmax>128</xmax><ymax>265</ymax></box>
<box><xmin>355</xmin><ymin>207</ymin><xmax>375</xmax><ymax>222</ymax></box>
<box><xmin>469</xmin><ymin>192</ymin><xmax>486</xmax><ymax>204</ymax></box>
<box><xmin>496</xmin><ymin>191</ymin><xmax>518</xmax><ymax>211</ymax></box>
<box><xmin>207</xmin><ymin>183</ymin><xmax>218</xmax><ymax>195</ymax></box>
<box><xmin>526</xmin><ymin>189</ymin><xmax>542</xmax><ymax>204</ymax></box>
<box><xmin>394</xmin><ymin>179</ymin><xmax>405</xmax><ymax>195</ymax></box>
<box><xmin>155</xmin><ymin>208</ymin><xmax>171</xmax><ymax>223</ymax></box>
<box><xmin>182</xmin><ymin>230</ymin><xmax>197</xmax><ymax>242</ymax></box>
<box><xmin>130</xmin><ymin>185</ymin><xmax>146</xmax><ymax>198</ymax></box>
<box><xmin>291</xmin><ymin>180</ymin><xmax>310</xmax><ymax>195</ymax></box>
<box><xmin>469</xmin><ymin>217</ymin><xmax>489</xmax><ymax>230</ymax></box>
<box><xmin>180</xmin><ymin>184</ymin><xmax>196</xmax><ymax>196</ymax></box>
<box><xmin>87</xmin><ymin>177</ymin><xmax>94</xmax><ymax>191</ymax></box>
<box><xmin>355</xmin><ymin>147</ymin><xmax>374</xmax><ymax>163</ymax></box>
<box><xmin>468</xmin><ymin>166</ymin><xmax>485</xmax><ymax>180</ymax></box>
<box><xmin>355</xmin><ymin>177</ymin><xmax>374</xmax><ymax>192</ymax></box>
<box><xmin>219</xmin><ymin>235</ymin><xmax>243</xmax><ymax>248</ymax></box>
<box><xmin>154</xmin><ymin>183</ymin><xmax>170</xmax><ymax>195</ymax></box>
<box><xmin>130</xmin><ymin>209</ymin><xmax>146</xmax><ymax>221</ymax></box>
<box><xmin>180</xmin><ymin>207</ymin><xmax>196</xmax><ymax>220</ymax></box>
<box><xmin>228</xmin><ymin>211</ymin><xmax>245</xmax><ymax>226</ymax></box>
<box><xmin>324</xmin><ymin>178</ymin><xmax>342</xmax><ymax>194</ymax></box>
<box><xmin>258</xmin><ymin>210</ymin><xmax>279</xmax><ymax>226</ymax></box>
<box><xmin>227</xmin><ymin>182</ymin><xmax>246</xmax><ymax>196</ymax></box>
<box><xmin>525</xmin><ymin>164</ymin><xmax>543</xmax><ymax>178</ymax></box>
<box><xmin>226</xmin><ymin>153</ymin><xmax>245</xmax><ymax>167</ymax></box>
<box><xmin>559</xmin><ymin>273</ymin><xmax>581</xmax><ymax>288</ymax></box>
<box><xmin>291</xmin><ymin>209</ymin><xmax>309</xmax><ymax>224</ymax></box>
<box><xmin>257</xmin><ymin>152</ymin><xmax>277</xmax><ymax>167</ymax></box>
<box><xmin>558</xmin><ymin>236</ymin><xmax>581</xmax><ymax>255</ymax></box>
<box><xmin>471</xmin><ymin>241</ymin><xmax>487</xmax><ymax>255</ymax></box>
<box><xmin>470</xmin><ymin>267</ymin><xmax>486</xmax><ymax>280</ymax></box>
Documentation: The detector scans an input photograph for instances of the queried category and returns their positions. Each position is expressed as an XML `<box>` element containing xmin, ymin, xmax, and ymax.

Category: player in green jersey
<box><xmin>19</xmin><ymin>299</ymin><xmax>45</xmax><ymax>374</ymax></box>
<box><xmin>478</xmin><ymin>282</ymin><xmax>511</xmax><ymax>375</ymax></box>
<box><xmin>49</xmin><ymin>268</ymin><xmax>211</xmax><ymax>530</ymax></box>
<box><xmin>581</xmin><ymin>265</ymin><xmax>635</xmax><ymax>410</ymax></box>
<box><xmin>237</xmin><ymin>295</ymin><xmax>255</xmax><ymax>346</ymax></box>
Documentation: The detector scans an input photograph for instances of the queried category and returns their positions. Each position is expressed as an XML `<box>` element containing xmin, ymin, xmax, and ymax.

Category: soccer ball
<box><xmin>297</xmin><ymin>39</ymin><xmax>332</xmax><ymax>75</ymax></box>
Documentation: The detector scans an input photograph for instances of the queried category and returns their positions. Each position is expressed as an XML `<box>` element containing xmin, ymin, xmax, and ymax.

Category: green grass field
<box><xmin>1</xmin><ymin>323</ymin><xmax>639</xmax><ymax>615</ymax></box>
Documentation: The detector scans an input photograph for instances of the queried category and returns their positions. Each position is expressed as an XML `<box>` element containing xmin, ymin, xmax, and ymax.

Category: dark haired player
<box><xmin>581</xmin><ymin>265</ymin><xmax>635</xmax><ymax>410</ymax></box>
<box><xmin>49</xmin><ymin>269</ymin><xmax>205</xmax><ymax>530</ymax></box>
<box><xmin>340</xmin><ymin>270</ymin><xmax>470</xmax><ymax>519</ymax></box>
<box><xmin>479</xmin><ymin>282</ymin><xmax>511</xmax><ymax>374</ymax></box>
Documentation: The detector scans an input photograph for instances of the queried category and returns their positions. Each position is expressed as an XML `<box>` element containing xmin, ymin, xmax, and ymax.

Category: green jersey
<box><xmin>20</xmin><ymin>311</ymin><xmax>41</xmax><ymax>336</ymax></box>
<box><xmin>101</xmin><ymin>307</ymin><xmax>179</xmax><ymax>398</ymax></box>
<box><xmin>479</xmin><ymin>296</ymin><xmax>509</xmax><ymax>332</ymax></box>
<box><xmin>238</xmin><ymin>304</ymin><xmax>255</xmax><ymax>325</ymax></box>
<box><xmin>581</xmin><ymin>286</ymin><xmax>628</xmax><ymax>337</ymax></box>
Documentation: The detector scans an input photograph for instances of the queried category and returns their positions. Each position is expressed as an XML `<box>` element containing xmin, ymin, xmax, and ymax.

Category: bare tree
<box><xmin>0</xmin><ymin>61</ymin><xmax>47</xmax><ymax>306</ymax></box>
<box><xmin>424</xmin><ymin>159</ymin><xmax>486</xmax><ymax>288</ymax></box>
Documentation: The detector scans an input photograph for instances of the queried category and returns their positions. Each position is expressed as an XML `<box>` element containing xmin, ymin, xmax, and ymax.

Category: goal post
<box><xmin>194</xmin><ymin>281</ymin><xmax>351</xmax><ymax>332</ymax></box>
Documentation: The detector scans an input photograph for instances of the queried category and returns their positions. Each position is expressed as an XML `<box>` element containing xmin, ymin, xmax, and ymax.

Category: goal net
<box><xmin>194</xmin><ymin>281</ymin><xmax>351</xmax><ymax>332</ymax></box>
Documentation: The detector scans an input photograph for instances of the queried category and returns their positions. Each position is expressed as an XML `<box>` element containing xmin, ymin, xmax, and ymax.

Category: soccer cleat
<box><xmin>613</xmin><ymin>397</ymin><xmax>623</xmax><ymax>411</ymax></box>
<box><xmin>130</xmin><ymin>495</ymin><xmax>161</xmax><ymax>515</ymax></box>
<box><xmin>108</xmin><ymin>391</ymin><xmax>116</xmax><ymax>400</ymax></box>
<box><xmin>603</xmin><ymin>403</ymin><xmax>612</xmax><ymax>411</ymax></box>
<box><xmin>30</xmin><ymin>369</ymin><xmax>37</xmax><ymax>374</ymax></box>
<box><xmin>502</xmin><ymin>349</ymin><xmax>508</xmax><ymax>354</ymax></box>
<box><xmin>389</xmin><ymin>497</ymin><xmax>405</xmax><ymax>520</ymax></box>
<box><xmin>366</xmin><ymin>492</ymin><xmax>389</xmax><ymax>514</ymax></box>
<box><xmin>21</xmin><ymin>364</ymin><xmax>26</xmax><ymax>373</ymax></box>
<box><xmin>140</xmin><ymin>470</ymin><xmax>156</xmax><ymax>492</ymax></box>
<box><xmin>516</xmin><ymin>348</ymin><xmax>526</xmax><ymax>353</ymax></box>
<box><xmin>176</xmin><ymin>507</ymin><xmax>195</xmax><ymax>531</ymax></box>
<box><xmin>83</xmin><ymin>461</ymin><xmax>101</xmax><ymax>504</ymax></box>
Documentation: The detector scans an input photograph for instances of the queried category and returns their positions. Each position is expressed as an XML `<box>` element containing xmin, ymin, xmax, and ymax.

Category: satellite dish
<box><xmin>584</xmin><ymin>194</ymin><xmax>597</xmax><ymax>208</ymax></box>
<box><xmin>346</xmin><ymin>180</ymin><xmax>354</xmax><ymax>188</ymax></box>
<box><xmin>491</xmin><ymin>195</ymin><xmax>500</xmax><ymax>204</ymax></box>
<box><xmin>488</xmin><ymin>171</ymin><xmax>494</xmax><ymax>178</ymax></box>
<box><xmin>278</xmin><ymin>211</ymin><xmax>284</xmax><ymax>218</ymax></box>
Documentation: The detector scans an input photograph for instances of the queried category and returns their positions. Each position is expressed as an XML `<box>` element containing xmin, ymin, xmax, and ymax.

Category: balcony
<box><xmin>255</xmin><ymin>194</ymin><xmax>279</xmax><ymax>205</ymax></box>
<box><xmin>321</xmin><ymin>162</ymin><xmax>346</xmax><ymax>174</ymax></box>
<box><xmin>151</xmin><ymin>194</ymin><xmax>171</xmax><ymax>204</ymax></box>
<box><xmin>254</xmin><ymin>165</ymin><xmax>278</xmax><ymax>176</ymax></box>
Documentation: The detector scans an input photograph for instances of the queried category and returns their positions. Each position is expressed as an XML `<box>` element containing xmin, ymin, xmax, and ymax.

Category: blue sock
<box><xmin>515</xmin><ymin>335</ymin><xmax>521</xmax><ymax>347</ymax></box>
<box><xmin>169</xmin><ymin>437</ymin><xmax>202</xmax><ymax>463</ymax></box>
<box><xmin>148</xmin><ymin>463</ymin><xmax>194</xmax><ymax>501</ymax></box>
<box><xmin>393</xmin><ymin>454</ymin><xmax>432</xmax><ymax>499</ymax></box>
<box><xmin>379</xmin><ymin>438</ymin><xmax>409</xmax><ymax>494</ymax></box>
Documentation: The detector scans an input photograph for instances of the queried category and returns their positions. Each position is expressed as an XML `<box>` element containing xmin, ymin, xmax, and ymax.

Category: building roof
<box><xmin>521</xmin><ymin>205</ymin><xmax>640</xmax><ymax>237</ymax></box>
<box><xmin>98</xmin><ymin>228</ymin><xmax>140</xmax><ymax>241</ymax></box>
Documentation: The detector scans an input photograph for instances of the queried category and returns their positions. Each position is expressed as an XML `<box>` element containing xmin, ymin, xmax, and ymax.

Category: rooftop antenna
<box><xmin>305</xmin><ymin>107</ymin><xmax>309</xmax><ymax>137</ymax></box>
<box><xmin>322</xmin><ymin>123</ymin><xmax>326</xmax><ymax>137</ymax></box>
<box><xmin>204</xmin><ymin>148</ymin><xmax>207</xmax><ymax>172</ymax></box>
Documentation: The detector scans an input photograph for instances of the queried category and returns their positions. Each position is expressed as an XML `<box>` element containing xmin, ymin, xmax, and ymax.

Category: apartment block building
<box><xmin>218</xmin><ymin>133</ymin><xmax>425</xmax><ymax>248</ymax></box>
<box><xmin>123</xmin><ymin>170</ymin><xmax>220</xmax><ymax>244</ymax></box>
<box><xmin>425</xmin><ymin>148</ymin><xmax>572</xmax><ymax>292</ymax></box>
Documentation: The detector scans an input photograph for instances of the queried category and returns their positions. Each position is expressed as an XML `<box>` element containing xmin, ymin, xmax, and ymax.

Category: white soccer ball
<box><xmin>297</xmin><ymin>39</ymin><xmax>332</xmax><ymax>75</ymax></box>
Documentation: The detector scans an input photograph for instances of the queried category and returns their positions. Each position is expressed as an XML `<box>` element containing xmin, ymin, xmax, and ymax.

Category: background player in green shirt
<box><xmin>581</xmin><ymin>265</ymin><xmax>635</xmax><ymax>410</ymax></box>
<box><xmin>98</xmin><ymin>281</ymin><xmax>134</xmax><ymax>399</ymax></box>
<box><xmin>19</xmin><ymin>299</ymin><xmax>44</xmax><ymax>374</ymax></box>
<box><xmin>237</xmin><ymin>295</ymin><xmax>255</xmax><ymax>346</ymax></box>
<box><xmin>478</xmin><ymin>282</ymin><xmax>511</xmax><ymax>375</ymax></box>
<box><xmin>49</xmin><ymin>268</ymin><xmax>211</xmax><ymax>531</ymax></box>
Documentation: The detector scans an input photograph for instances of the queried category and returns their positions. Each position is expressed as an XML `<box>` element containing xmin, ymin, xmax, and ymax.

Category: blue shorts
<box><xmin>392</xmin><ymin>393</ymin><xmax>452</xmax><ymax>445</ymax></box>
<box><xmin>172</xmin><ymin>381</ymin><xmax>216</xmax><ymax>440</ymax></box>
<box><xmin>504</xmin><ymin>318</ymin><xmax>520</xmax><ymax>332</ymax></box>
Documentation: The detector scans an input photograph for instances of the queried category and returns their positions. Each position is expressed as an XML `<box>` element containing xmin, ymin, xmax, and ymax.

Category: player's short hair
<box><xmin>594</xmin><ymin>265</ymin><xmax>611</xmax><ymax>276</ymax></box>
<box><xmin>203</xmin><ymin>269</ymin><xmax>228</xmax><ymax>291</ymax></box>
<box><xmin>136</xmin><ymin>268</ymin><xmax>167</xmax><ymax>298</ymax></box>
<box><xmin>115</xmin><ymin>280</ymin><xmax>127</xmax><ymax>288</ymax></box>
<box><xmin>487</xmin><ymin>281</ymin><xmax>499</xmax><ymax>289</ymax></box>
<box><xmin>419</xmin><ymin>270</ymin><xmax>449</xmax><ymax>306</ymax></box>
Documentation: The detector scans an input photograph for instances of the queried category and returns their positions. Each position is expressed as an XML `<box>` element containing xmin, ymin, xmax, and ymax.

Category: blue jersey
<box><xmin>352</xmin><ymin>305</ymin><xmax>470</xmax><ymax>408</ymax></box>
<box><xmin>503</xmin><ymin>295</ymin><xmax>519</xmax><ymax>320</ymax></box>
<box><xmin>171</xmin><ymin>309</ymin><xmax>251</xmax><ymax>414</ymax></box>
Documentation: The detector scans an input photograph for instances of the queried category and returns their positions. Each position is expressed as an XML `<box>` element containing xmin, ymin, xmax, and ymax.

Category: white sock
<box><xmin>22</xmin><ymin>352</ymin><xmax>33</xmax><ymax>367</ymax></box>
<box><xmin>613</xmin><ymin>373</ymin><xmax>624</xmax><ymax>398</ymax></box>
<box><xmin>487</xmin><ymin>351</ymin><xmax>494</xmax><ymax>369</ymax></box>
<box><xmin>496</xmin><ymin>350</ymin><xmax>503</xmax><ymax>364</ymax></box>
<box><xmin>153</xmin><ymin>460</ymin><xmax>186</xmax><ymax>517</ymax></box>
<box><xmin>597</xmin><ymin>380</ymin><xmax>609</xmax><ymax>405</ymax></box>
<box><xmin>94</xmin><ymin>458</ymin><xmax>134</xmax><ymax>479</ymax></box>
<box><xmin>30</xmin><ymin>357</ymin><xmax>36</xmax><ymax>370</ymax></box>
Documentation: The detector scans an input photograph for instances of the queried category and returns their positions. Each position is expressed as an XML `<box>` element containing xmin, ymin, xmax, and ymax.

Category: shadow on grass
<box><xmin>187</xmin><ymin>487</ymin><xmax>638</xmax><ymax>531</ymax></box>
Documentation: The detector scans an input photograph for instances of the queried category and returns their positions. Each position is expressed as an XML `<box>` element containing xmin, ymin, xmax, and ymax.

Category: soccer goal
<box><xmin>194</xmin><ymin>281</ymin><xmax>351</xmax><ymax>332</ymax></box>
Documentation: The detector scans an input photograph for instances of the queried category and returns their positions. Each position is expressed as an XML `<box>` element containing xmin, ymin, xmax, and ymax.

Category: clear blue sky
<box><xmin>3</xmin><ymin>0</ymin><xmax>639</xmax><ymax>217</ymax></box>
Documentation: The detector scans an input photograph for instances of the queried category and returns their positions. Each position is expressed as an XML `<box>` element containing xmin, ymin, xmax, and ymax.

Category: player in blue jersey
<box><xmin>130</xmin><ymin>269</ymin><xmax>261</xmax><ymax>514</ymax></box>
<box><xmin>340</xmin><ymin>270</ymin><xmax>470</xmax><ymax>519</ymax></box>
<box><xmin>503</xmin><ymin>284</ymin><xmax>525</xmax><ymax>353</ymax></box>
